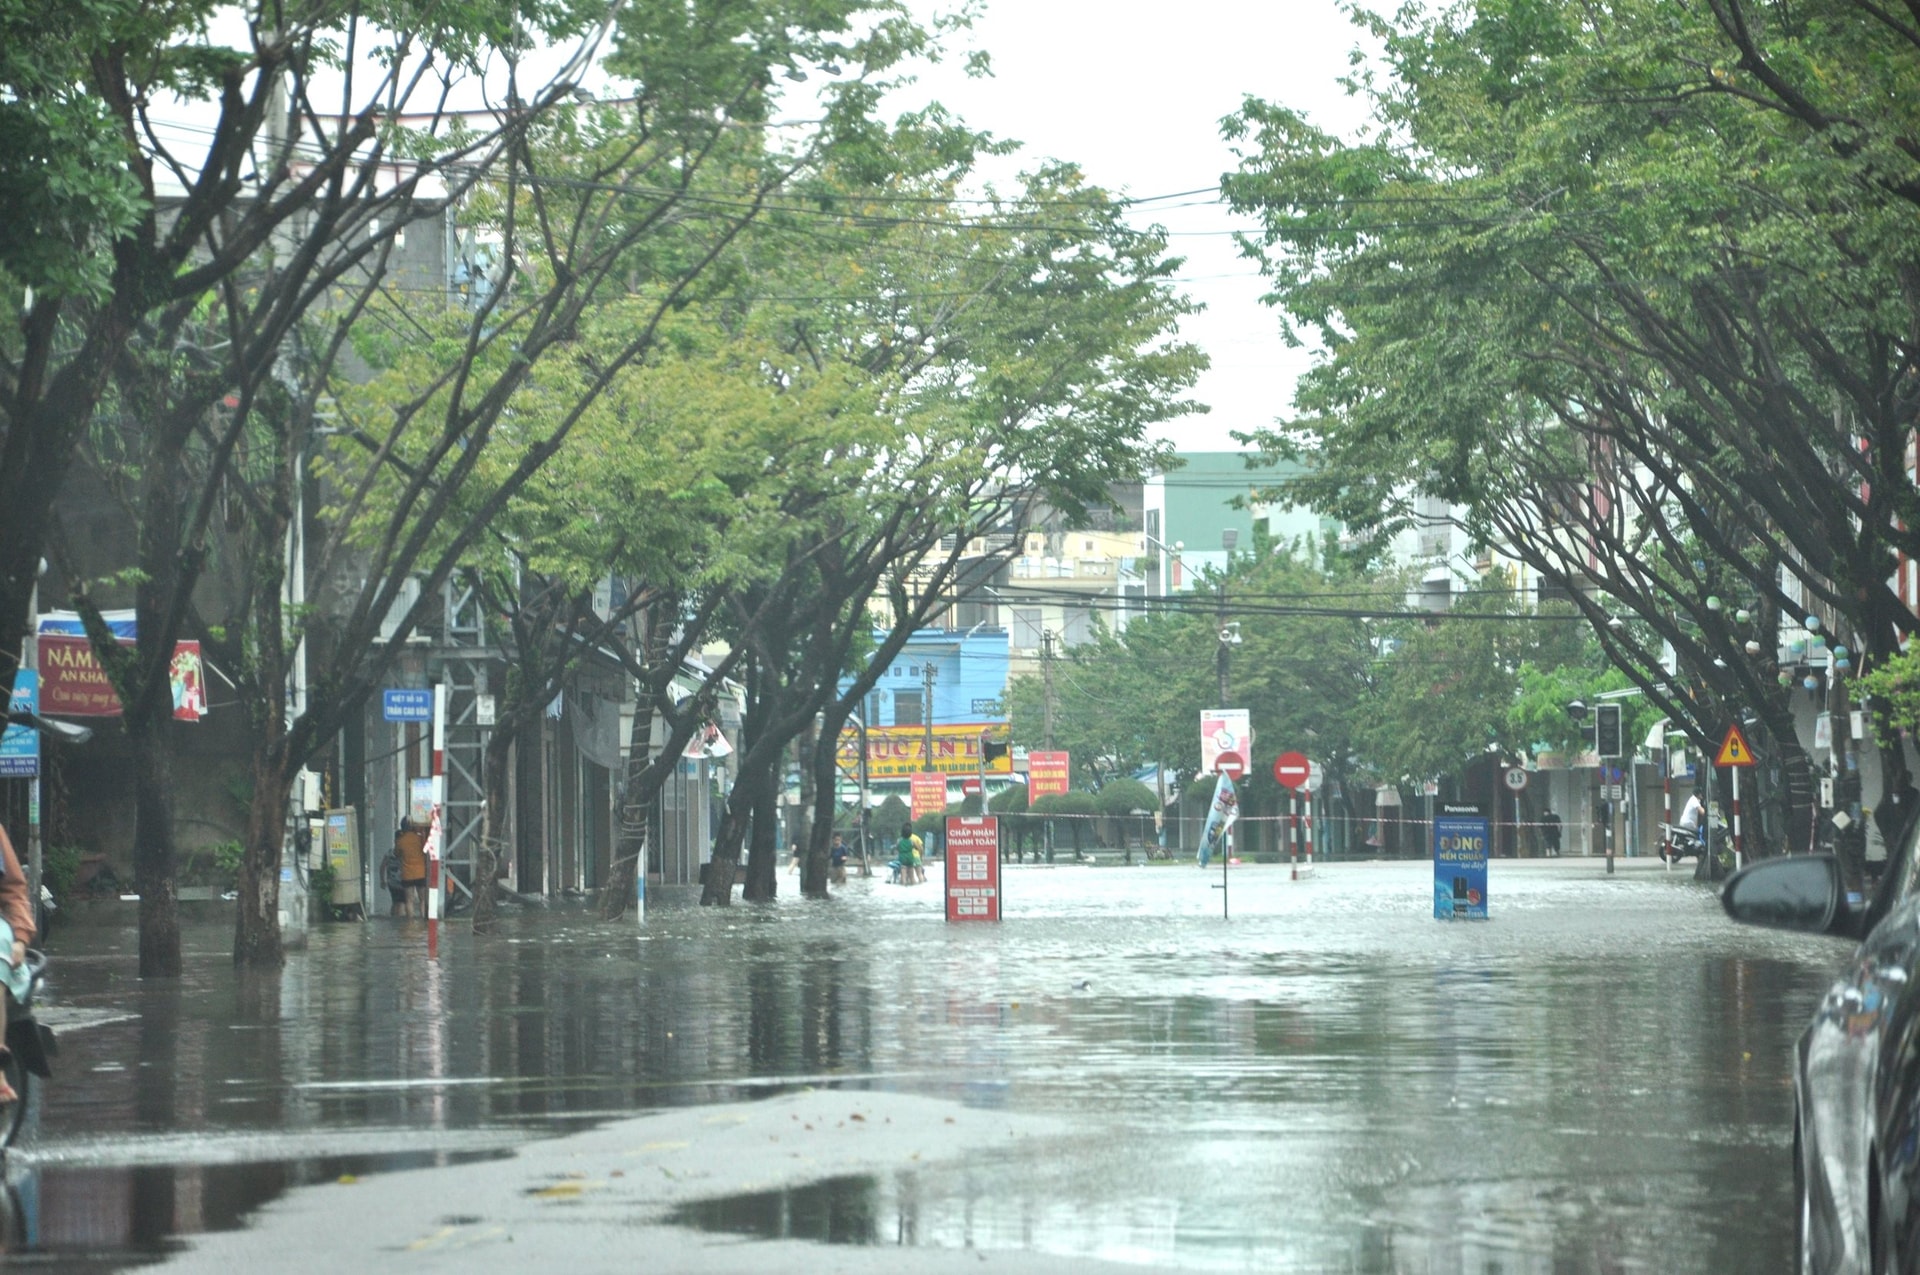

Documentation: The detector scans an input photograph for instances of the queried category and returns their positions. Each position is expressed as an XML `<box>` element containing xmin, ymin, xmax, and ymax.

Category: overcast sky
<box><xmin>897</xmin><ymin>2</ymin><xmax>1377</xmax><ymax>452</ymax></box>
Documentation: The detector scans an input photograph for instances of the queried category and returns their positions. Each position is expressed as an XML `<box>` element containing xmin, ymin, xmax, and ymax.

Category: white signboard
<box><xmin>1199</xmin><ymin>709</ymin><xmax>1252</xmax><ymax>777</ymax></box>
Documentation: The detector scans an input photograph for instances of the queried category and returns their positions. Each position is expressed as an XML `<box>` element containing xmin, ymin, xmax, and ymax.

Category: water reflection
<box><xmin>24</xmin><ymin>864</ymin><xmax>1842</xmax><ymax>1270</ymax></box>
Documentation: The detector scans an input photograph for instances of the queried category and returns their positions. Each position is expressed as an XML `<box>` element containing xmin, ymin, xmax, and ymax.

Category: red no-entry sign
<box><xmin>1216</xmin><ymin>751</ymin><xmax>1246</xmax><ymax>778</ymax></box>
<box><xmin>1273</xmin><ymin>750</ymin><xmax>1311</xmax><ymax>789</ymax></box>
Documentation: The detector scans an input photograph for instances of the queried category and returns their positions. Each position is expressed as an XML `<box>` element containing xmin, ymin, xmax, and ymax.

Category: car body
<box><xmin>1725</xmin><ymin>833</ymin><xmax>1920</xmax><ymax>1274</ymax></box>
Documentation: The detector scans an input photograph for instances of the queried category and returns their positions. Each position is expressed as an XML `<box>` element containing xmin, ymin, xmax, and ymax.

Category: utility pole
<box><xmin>1041</xmin><ymin>630</ymin><xmax>1056</xmax><ymax>749</ymax></box>
<box><xmin>1041</xmin><ymin>631</ymin><xmax>1056</xmax><ymax>862</ymax></box>
<box><xmin>1216</xmin><ymin>585</ymin><xmax>1230</xmax><ymax>708</ymax></box>
<box><xmin>922</xmin><ymin>661</ymin><xmax>937</xmax><ymax>770</ymax></box>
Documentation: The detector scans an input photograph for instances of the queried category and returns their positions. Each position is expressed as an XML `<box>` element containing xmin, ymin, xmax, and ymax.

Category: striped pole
<box><xmin>429</xmin><ymin>682</ymin><xmax>446</xmax><ymax>959</ymax></box>
<box><xmin>1303</xmin><ymin>788</ymin><xmax>1314</xmax><ymax>870</ymax></box>
<box><xmin>1663</xmin><ymin>742</ymin><xmax>1673</xmax><ymax>871</ymax></box>
<box><xmin>1732</xmin><ymin>764</ymin><xmax>1743</xmax><ymax>873</ymax></box>
<box><xmin>1289</xmin><ymin>790</ymin><xmax>1299</xmax><ymax>881</ymax></box>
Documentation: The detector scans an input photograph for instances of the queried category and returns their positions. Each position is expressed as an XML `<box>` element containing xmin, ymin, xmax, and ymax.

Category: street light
<box><xmin>846</xmin><ymin>711</ymin><xmax>872</xmax><ymax>875</ymax></box>
<box><xmin>1139</xmin><ymin>531</ymin><xmax>1184</xmax><ymax>597</ymax></box>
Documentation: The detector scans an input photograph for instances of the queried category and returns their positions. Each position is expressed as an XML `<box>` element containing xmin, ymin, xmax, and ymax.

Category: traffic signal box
<box><xmin>1595</xmin><ymin>703</ymin><xmax>1623</xmax><ymax>759</ymax></box>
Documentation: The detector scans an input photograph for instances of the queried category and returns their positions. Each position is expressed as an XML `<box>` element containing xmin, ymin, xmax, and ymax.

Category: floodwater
<box><xmin>8</xmin><ymin>859</ymin><xmax>1842</xmax><ymax>1271</ymax></box>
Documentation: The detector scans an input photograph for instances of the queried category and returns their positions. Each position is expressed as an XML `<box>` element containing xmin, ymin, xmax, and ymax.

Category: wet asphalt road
<box><xmin>1</xmin><ymin>857</ymin><xmax>1844</xmax><ymax>1271</ymax></box>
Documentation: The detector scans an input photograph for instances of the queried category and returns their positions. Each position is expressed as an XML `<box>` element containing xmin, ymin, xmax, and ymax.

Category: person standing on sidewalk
<box><xmin>1541</xmin><ymin>808</ymin><xmax>1561</xmax><ymax>857</ymax></box>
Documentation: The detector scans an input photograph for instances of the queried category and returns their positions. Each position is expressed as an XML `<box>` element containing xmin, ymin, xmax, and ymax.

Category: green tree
<box><xmin>1222</xmin><ymin>0</ymin><xmax>1920</xmax><ymax>854</ymax></box>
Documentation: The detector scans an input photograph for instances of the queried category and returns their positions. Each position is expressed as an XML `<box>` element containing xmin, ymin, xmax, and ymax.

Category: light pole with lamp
<box><xmin>1139</xmin><ymin>531</ymin><xmax>1185</xmax><ymax>599</ymax></box>
<box><xmin>845</xmin><ymin>711</ymin><xmax>872</xmax><ymax>875</ymax></box>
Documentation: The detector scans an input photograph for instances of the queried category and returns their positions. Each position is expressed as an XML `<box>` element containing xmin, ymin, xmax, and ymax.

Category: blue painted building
<box><xmin>846</xmin><ymin>626</ymin><xmax>1010</xmax><ymax>731</ymax></box>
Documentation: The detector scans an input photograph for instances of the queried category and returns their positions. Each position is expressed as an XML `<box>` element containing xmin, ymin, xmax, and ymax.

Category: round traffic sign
<box><xmin>1503</xmin><ymin>766</ymin><xmax>1530</xmax><ymax>791</ymax></box>
<box><xmin>1216</xmin><ymin>751</ymin><xmax>1246</xmax><ymax>779</ymax></box>
<box><xmin>1272</xmin><ymin>750</ymin><xmax>1311</xmax><ymax>790</ymax></box>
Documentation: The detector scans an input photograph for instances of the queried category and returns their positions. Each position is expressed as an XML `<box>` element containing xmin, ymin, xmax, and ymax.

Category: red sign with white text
<box><xmin>911</xmin><ymin>772</ymin><xmax>948</xmax><ymax>821</ymax></box>
<box><xmin>945</xmin><ymin>815</ymin><xmax>1000</xmax><ymax>922</ymax></box>
<box><xmin>1028</xmin><ymin>750</ymin><xmax>1070</xmax><ymax>798</ymax></box>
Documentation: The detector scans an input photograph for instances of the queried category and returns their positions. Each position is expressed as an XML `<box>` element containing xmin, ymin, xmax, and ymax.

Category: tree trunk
<box><xmin>473</xmin><ymin>727</ymin><xmax>514</xmax><ymax>934</ymax></box>
<box><xmin>602</xmin><ymin>695</ymin><xmax>655</xmax><ymax>921</ymax></box>
<box><xmin>234</xmin><ymin>745</ymin><xmax>292</xmax><ymax>969</ymax></box>
<box><xmin>130</xmin><ymin>724</ymin><xmax>182</xmax><ymax>976</ymax></box>
<box><xmin>703</xmin><ymin>797</ymin><xmax>749</xmax><ymax>904</ymax></box>
<box><xmin>802</xmin><ymin>721</ymin><xmax>845</xmax><ymax>898</ymax></box>
<box><xmin>744</xmin><ymin>760</ymin><xmax>779</xmax><ymax>901</ymax></box>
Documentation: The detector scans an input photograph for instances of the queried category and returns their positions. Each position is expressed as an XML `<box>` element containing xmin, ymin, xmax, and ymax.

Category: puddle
<box><xmin>2</xmin><ymin>1149</ymin><xmax>508</xmax><ymax>1263</ymax></box>
<box><xmin>667</xmin><ymin>1174</ymin><xmax>885</xmax><ymax>1246</ymax></box>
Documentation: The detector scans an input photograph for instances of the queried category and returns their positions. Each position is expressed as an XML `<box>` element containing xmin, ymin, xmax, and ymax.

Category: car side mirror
<box><xmin>1721</xmin><ymin>854</ymin><xmax>1852</xmax><ymax>936</ymax></box>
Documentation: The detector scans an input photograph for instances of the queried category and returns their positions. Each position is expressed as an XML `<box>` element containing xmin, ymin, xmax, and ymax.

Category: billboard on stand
<box><xmin>944</xmin><ymin>815</ymin><xmax>1000</xmax><ymax>921</ymax></box>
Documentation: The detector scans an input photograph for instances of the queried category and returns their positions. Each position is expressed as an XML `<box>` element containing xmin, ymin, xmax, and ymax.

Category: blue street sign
<box><xmin>1433</xmin><ymin>805</ymin><xmax>1489</xmax><ymax>920</ymax></box>
<box><xmin>0</xmin><ymin>673</ymin><xmax>39</xmax><ymax>778</ymax></box>
<box><xmin>382</xmin><ymin>688</ymin><xmax>433</xmax><ymax>722</ymax></box>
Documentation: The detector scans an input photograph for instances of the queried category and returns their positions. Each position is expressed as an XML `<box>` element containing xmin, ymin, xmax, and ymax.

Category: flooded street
<box><xmin>14</xmin><ymin>859</ymin><xmax>1839</xmax><ymax>1271</ymax></box>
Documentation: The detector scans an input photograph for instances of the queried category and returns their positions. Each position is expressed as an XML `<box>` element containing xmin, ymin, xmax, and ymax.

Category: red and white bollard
<box><xmin>1289</xmin><ymin>791</ymin><xmax>1300</xmax><ymax>880</ymax></box>
<box><xmin>428</xmin><ymin>682</ymin><xmax>447</xmax><ymax>959</ymax></box>
<box><xmin>1303</xmin><ymin>791</ymin><xmax>1314</xmax><ymax>872</ymax></box>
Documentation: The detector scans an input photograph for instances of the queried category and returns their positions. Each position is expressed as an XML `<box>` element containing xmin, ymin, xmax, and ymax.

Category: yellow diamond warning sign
<box><xmin>1715</xmin><ymin>723</ymin><xmax>1757</xmax><ymax>768</ymax></box>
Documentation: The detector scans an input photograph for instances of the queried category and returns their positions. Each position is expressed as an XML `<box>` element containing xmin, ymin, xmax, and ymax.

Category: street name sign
<box><xmin>383</xmin><ymin>689</ymin><xmax>433</xmax><ymax>722</ymax></box>
<box><xmin>945</xmin><ymin>816</ymin><xmax>1000</xmax><ymax>922</ymax></box>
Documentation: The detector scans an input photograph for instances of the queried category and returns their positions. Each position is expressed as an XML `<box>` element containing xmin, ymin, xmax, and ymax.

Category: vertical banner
<box><xmin>1197</xmin><ymin>771</ymin><xmax>1239</xmax><ymax>868</ymax></box>
<box><xmin>1027</xmin><ymin>750</ymin><xmax>1071</xmax><ymax>798</ymax></box>
<box><xmin>0</xmin><ymin>672</ymin><xmax>38</xmax><ymax>777</ymax></box>
<box><xmin>944</xmin><ymin>815</ymin><xmax>1001</xmax><ymax>921</ymax></box>
<box><xmin>910</xmin><ymin>772</ymin><xmax>948</xmax><ymax>821</ymax></box>
<box><xmin>1433</xmin><ymin>804</ymin><xmax>1490</xmax><ymax>920</ymax></box>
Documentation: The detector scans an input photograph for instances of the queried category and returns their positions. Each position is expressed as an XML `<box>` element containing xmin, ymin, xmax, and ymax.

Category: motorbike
<box><xmin>0</xmin><ymin>950</ymin><xmax>53</xmax><ymax>1152</ymax></box>
<box><xmin>1658</xmin><ymin>821</ymin><xmax>1720</xmax><ymax>860</ymax></box>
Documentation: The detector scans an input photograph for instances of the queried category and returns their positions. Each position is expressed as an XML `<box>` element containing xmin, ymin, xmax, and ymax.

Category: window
<box><xmin>893</xmin><ymin>689</ymin><xmax>923</xmax><ymax>727</ymax></box>
<box><xmin>1063</xmin><ymin>606</ymin><xmax>1093</xmax><ymax>646</ymax></box>
<box><xmin>1014</xmin><ymin>609</ymin><xmax>1044</xmax><ymax>650</ymax></box>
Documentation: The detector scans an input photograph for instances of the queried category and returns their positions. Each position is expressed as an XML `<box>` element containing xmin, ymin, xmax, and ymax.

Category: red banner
<box><xmin>910</xmin><ymin>772</ymin><xmax>948</xmax><ymax>821</ymax></box>
<box><xmin>38</xmin><ymin>635</ymin><xmax>205</xmax><ymax>720</ymax></box>
<box><xmin>1028</xmin><ymin>750</ymin><xmax>1070</xmax><ymax>798</ymax></box>
<box><xmin>945</xmin><ymin>815</ymin><xmax>1000</xmax><ymax>922</ymax></box>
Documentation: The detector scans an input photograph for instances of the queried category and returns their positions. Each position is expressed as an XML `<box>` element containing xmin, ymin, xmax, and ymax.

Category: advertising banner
<box><xmin>0</xmin><ymin>672</ymin><xmax>37</xmax><ymax>777</ymax></box>
<box><xmin>1196</xmin><ymin>771</ymin><xmax>1240</xmax><ymax>869</ymax></box>
<box><xmin>837</xmin><ymin>723</ymin><xmax>1013</xmax><ymax>779</ymax></box>
<box><xmin>1433</xmin><ymin>805</ymin><xmax>1490</xmax><ymax>920</ymax></box>
<box><xmin>1200</xmin><ymin>709</ymin><xmax>1251</xmax><ymax>777</ymax></box>
<box><xmin>944</xmin><ymin>815</ymin><xmax>1000</xmax><ymax>921</ymax></box>
<box><xmin>36</xmin><ymin>612</ymin><xmax>204</xmax><ymax>720</ymax></box>
<box><xmin>1028</xmin><ymin>750</ymin><xmax>1071</xmax><ymax>798</ymax></box>
<box><xmin>910</xmin><ymin>772</ymin><xmax>948</xmax><ymax>821</ymax></box>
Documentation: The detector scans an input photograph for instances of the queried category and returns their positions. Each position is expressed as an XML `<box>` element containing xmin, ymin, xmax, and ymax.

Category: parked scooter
<box><xmin>0</xmin><ymin>951</ymin><xmax>53</xmax><ymax>1152</ymax></box>
<box><xmin>1660</xmin><ymin>809</ymin><xmax>1726</xmax><ymax>867</ymax></box>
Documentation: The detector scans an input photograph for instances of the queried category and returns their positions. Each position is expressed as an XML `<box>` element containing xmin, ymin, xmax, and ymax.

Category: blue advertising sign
<box><xmin>0</xmin><ymin>673</ymin><xmax>38</xmax><ymax>778</ymax></box>
<box><xmin>382</xmin><ymin>689</ymin><xmax>433</xmax><ymax>722</ymax></box>
<box><xmin>1433</xmin><ymin>805</ymin><xmax>1489</xmax><ymax>920</ymax></box>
